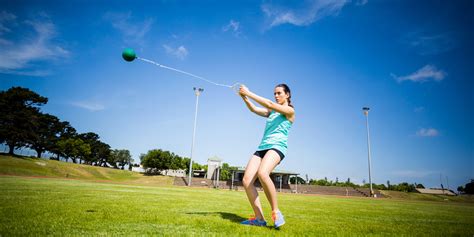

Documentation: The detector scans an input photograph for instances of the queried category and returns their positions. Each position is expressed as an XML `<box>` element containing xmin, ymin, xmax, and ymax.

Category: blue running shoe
<box><xmin>272</xmin><ymin>210</ymin><xmax>285</xmax><ymax>228</ymax></box>
<box><xmin>240</xmin><ymin>216</ymin><xmax>267</xmax><ymax>226</ymax></box>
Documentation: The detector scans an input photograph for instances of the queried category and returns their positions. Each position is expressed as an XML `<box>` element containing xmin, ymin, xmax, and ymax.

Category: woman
<box><xmin>238</xmin><ymin>84</ymin><xmax>294</xmax><ymax>228</ymax></box>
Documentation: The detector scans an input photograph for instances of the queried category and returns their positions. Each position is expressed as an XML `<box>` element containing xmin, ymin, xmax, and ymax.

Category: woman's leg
<box><xmin>257</xmin><ymin>150</ymin><xmax>281</xmax><ymax>212</ymax></box>
<box><xmin>242</xmin><ymin>155</ymin><xmax>265</xmax><ymax>220</ymax></box>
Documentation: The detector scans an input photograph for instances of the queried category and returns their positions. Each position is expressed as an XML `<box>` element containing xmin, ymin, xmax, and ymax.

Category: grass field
<box><xmin>1</xmin><ymin>155</ymin><xmax>473</xmax><ymax>236</ymax></box>
<box><xmin>0</xmin><ymin>155</ymin><xmax>173</xmax><ymax>185</ymax></box>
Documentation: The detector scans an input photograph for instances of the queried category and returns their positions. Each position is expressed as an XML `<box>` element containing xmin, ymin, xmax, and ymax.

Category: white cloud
<box><xmin>71</xmin><ymin>101</ymin><xmax>105</xmax><ymax>112</ymax></box>
<box><xmin>416</xmin><ymin>128</ymin><xmax>439</xmax><ymax>137</ymax></box>
<box><xmin>163</xmin><ymin>44</ymin><xmax>188</xmax><ymax>60</ymax></box>
<box><xmin>391</xmin><ymin>65</ymin><xmax>447</xmax><ymax>83</ymax></box>
<box><xmin>261</xmin><ymin>0</ymin><xmax>349</xmax><ymax>29</ymax></box>
<box><xmin>222</xmin><ymin>20</ymin><xmax>242</xmax><ymax>37</ymax></box>
<box><xmin>104</xmin><ymin>11</ymin><xmax>153</xmax><ymax>45</ymax></box>
<box><xmin>0</xmin><ymin>12</ymin><xmax>69</xmax><ymax>76</ymax></box>
<box><xmin>392</xmin><ymin>170</ymin><xmax>436</xmax><ymax>178</ymax></box>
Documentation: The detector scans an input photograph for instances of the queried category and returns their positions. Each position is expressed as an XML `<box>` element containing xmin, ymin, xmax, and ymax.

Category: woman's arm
<box><xmin>240</xmin><ymin>95</ymin><xmax>271</xmax><ymax>117</ymax></box>
<box><xmin>240</xmin><ymin>85</ymin><xmax>294</xmax><ymax>117</ymax></box>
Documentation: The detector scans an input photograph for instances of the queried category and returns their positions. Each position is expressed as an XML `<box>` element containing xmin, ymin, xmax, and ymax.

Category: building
<box><xmin>207</xmin><ymin>156</ymin><xmax>222</xmax><ymax>180</ymax></box>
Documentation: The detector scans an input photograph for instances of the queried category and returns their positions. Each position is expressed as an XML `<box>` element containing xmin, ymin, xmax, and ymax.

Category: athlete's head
<box><xmin>274</xmin><ymin>84</ymin><xmax>293</xmax><ymax>107</ymax></box>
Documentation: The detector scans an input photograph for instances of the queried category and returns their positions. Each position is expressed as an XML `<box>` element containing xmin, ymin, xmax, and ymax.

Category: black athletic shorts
<box><xmin>253</xmin><ymin>148</ymin><xmax>285</xmax><ymax>161</ymax></box>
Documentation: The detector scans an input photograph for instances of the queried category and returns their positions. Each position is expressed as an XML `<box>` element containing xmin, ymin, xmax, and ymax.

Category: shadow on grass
<box><xmin>186</xmin><ymin>212</ymin><xmax>244</xmax><ymax>224</ymax></box>
<box><xmin>186</xmin><ymin>212</ymin><xmax>279</xmax><ymax>230</ymax></box>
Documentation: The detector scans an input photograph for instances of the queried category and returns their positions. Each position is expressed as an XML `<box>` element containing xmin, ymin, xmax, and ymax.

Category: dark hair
<box><xmin>276</xmin><ymin>84</ymin><xmax>293</xmax><ymax>108</ymax></box>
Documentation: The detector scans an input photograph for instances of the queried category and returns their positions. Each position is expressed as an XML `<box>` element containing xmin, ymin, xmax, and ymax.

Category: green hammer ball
<box><xmin>122</xmin><ymin>48</ymin><xmax>136</xmax><ymax>62</ymax></box>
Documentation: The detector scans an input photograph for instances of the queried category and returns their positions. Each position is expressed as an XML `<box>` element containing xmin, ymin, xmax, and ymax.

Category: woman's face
<box><xmin>274</xmin><ymin>86</ymin><xmax>288</xmax><ymax>104</ymax></box>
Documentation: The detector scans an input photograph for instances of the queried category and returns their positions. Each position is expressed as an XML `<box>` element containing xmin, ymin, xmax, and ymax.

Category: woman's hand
<box><xmin>239</xmin><ymin>85</ymin><xmax>250</xmax><ymax>96</ymax></box>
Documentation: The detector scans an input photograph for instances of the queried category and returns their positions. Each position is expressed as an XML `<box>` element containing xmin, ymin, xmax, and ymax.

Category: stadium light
<box><xmin>188</xmin><ymin>87</ymin><xmax>204</xmax><ymax>186</ymax></box>
<box><xmin>362</xmin><ymin>107</ymin><xmax>374</xmax><ymax>197</ymax></box>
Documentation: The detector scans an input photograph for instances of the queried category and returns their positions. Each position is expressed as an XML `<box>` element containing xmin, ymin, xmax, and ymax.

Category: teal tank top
<box><xmin>257</xmin><ymin>110</ymin><xmax>293</xmax><ymax>155</ymax></box>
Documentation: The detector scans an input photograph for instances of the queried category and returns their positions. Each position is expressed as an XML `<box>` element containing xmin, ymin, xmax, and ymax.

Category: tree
<box><xmin>49</xmin><ymin>121</ymin><xmax>77</xmax><ymax>160</ymax></box>
<box><xmin>57</xmin><ymin>138</ymin><xmax>91</xmax><ymax>163</ymax></box>
<box><xmin>219</xmin><ymin>163</ymin><xmax>237</xmax><ymax>181</ymax></box>
<box><xmin>109</xmin><ymin>149</ymin><xmax>119</xmax><ymax>168</ymax></box>
<box><xmin>141</xmin><ymin>149</ymin><xmax>169</xmax><ymax>173</ymax></box>
<box><xmin>391</xmin><ymin>182</ymin><xmax>416</xmax><ymax>192</ymax></box>
<box><xmin>464</xmin><ymin>180</ymin><xmax>474</xmax><ymax>194</ymax></box>
<box><xmin>78</xmin><ymin>132</ymin><xmax>111</xmax><ymax>166</ymax></box>
<box><xmin>181</xmin><ymin>157</ymin><xmax>191</xmax><ymax>174</ymax></box>
<box><xmin>193</xmin><ymin>162</ymin><xmax>205</xmax><ymax>171</ymax></box>
<box><xmin>140</xmin><ymin>149</ymin><xmax>205</xmax><ymax>175</ymax></box>
<box><xmin>160</xmin><ymin>150</ymin><xmax>174</xmax><ymax>171</ymax></box>
<box><xmin>0</xmin><ymin>87</ymin><xmax>48</xmax><ymax>155</ymax></box>
<box><xmin>95</xmin><ymin>142</ymin><xmax>111</xmax><ymax>166</ymax></box>
<box><xmin>78</xmin><ymin>132</ymin><xmax>100</xmax><ymax>164</ymax></box>
<box><xmin>111</xmin><ymin>149</ymin><xmax>133</xmax><ymax>170</ymax></box>
<box><xmin>372</xmin><ymin>183</ymin><xmax>387</xmax><ymax>190</ymax></box>
<box><xmin>169</xmin><ymin>153</ymin><xmax>184</xmax><ymax>170</ymax></box>
<box><xmin>309</xmin><ymin>177</ymin><xmax>332</xmax><ymax>186</ymax></box>
<box><xmin>28</xmin><ymin>113</ymin><xmax>62</xmax><ymax>158</ymax></box>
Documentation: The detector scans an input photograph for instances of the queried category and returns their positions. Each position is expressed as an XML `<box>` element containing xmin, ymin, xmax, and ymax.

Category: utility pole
<box><xmin>363</xmin><ymin>107</ymin><xmax>374</xmax><ymax>197</ymax></box>
<box><xmin>188</xmin><ymin>87</ymin><xmax>203</xmax><ymax>186</ymax></box>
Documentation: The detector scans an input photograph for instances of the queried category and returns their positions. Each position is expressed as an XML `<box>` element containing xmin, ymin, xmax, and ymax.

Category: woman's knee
<box><xmin>242</xmin><ymin>176</ymin><xmax>253</xmax><ymax>188</ymax></box>
<box><xmin>257</xmin><ymin>170</ymin><xmax>271</xmax><ymax>181</ymax></box>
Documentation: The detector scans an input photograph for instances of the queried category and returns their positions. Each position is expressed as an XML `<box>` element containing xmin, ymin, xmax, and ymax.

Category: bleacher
<box><xmin>356</xmin><ymin>187</ymin><xmax>384</xmax><ymax>197</ymax></box>
<box><xmin>173</xmin><ymin>177</ymin><xmax>212</xmax><ymax>187</ymax></box>
<box><xmin>174</xmin><ymin>177</ymin><xmax>383</xmax><ymax>197</ymax></box>
<box><xmin>289</xmin><ymin>185</ymin><xmax>365</xmax><ymax>197</ymax></box>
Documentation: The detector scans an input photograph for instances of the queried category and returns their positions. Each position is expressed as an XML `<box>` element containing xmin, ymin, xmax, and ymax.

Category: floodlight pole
<box><xmin>363</xmin><ymin>107</ymin><xmax>374</xmax><ymax>197</ymax></box>
<box><xmin>295</xmin><ymin>175</ymin><xmax>298</xmax><ymax>193</ymax></box>
<box><xmin>446</xmin><ymin>176</ymin><xmax>449</xmax><ymax>191</ymax></box>
<box><xmin>188</xmin><ymin>87</ymin><xmax>203</xmax><ymax>186</ymax></box>
<box><xmin>216</xmin><ymin>165</ymin><xmax>220</xmax><ymax>188</ymax></box>
<box><xmin>231</xmin><ymin>171</ymin><xmax>234</xmax><ymax>190</ymax></box>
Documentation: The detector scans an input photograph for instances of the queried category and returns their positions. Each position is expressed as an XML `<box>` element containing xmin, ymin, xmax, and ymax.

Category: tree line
<box><xmin>301</xmin><ymin>177</ymin><xmax>474</xmax><ymax>194</ymax></box>
<box><xmin>0</xmin><ymin>87</ymin><xmax>133</xmax><ymax>169</ymax></box>
<box><xmin>140</xmin><ymin>149</ymin><xmax>235</xmax><ymax>180</ymax></box>
<box><xmin>289</xmin><ymin>177</ymin><xmax>428</xmax><ymax>193</ymax></box>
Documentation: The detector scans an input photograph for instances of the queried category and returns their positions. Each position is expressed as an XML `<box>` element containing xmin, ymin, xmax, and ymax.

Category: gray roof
<box><xmin>207</xmin><ymin>156</ymin><xmax>223</xmax><ymax>162</ymax></box>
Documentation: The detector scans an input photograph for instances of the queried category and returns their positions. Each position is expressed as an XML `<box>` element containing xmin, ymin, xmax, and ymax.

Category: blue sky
<box><xmin>1</xmin><ymin>0</ymin><xmax>472</xmax><ymax>189</ymax></box>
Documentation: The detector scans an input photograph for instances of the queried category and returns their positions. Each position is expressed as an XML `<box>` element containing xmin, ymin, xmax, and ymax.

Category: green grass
<box><xmin>381</xmin><ymin>190</ymin><xmax>474</xmax><ymax>203</ymax></box>
<box><xmin>1</xmin><ymin>176</ymin><xmax>473</xmax><ymax>236</ymax></box>
<box><xmin>1</xmin><ymin>155</ymin><xmax>473</xmax><ymax>236</ymax></box>
<box><xmin>0</xmin><ymin>155</ymin><xmax>173</xmax><ymax>185</ymax></box>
